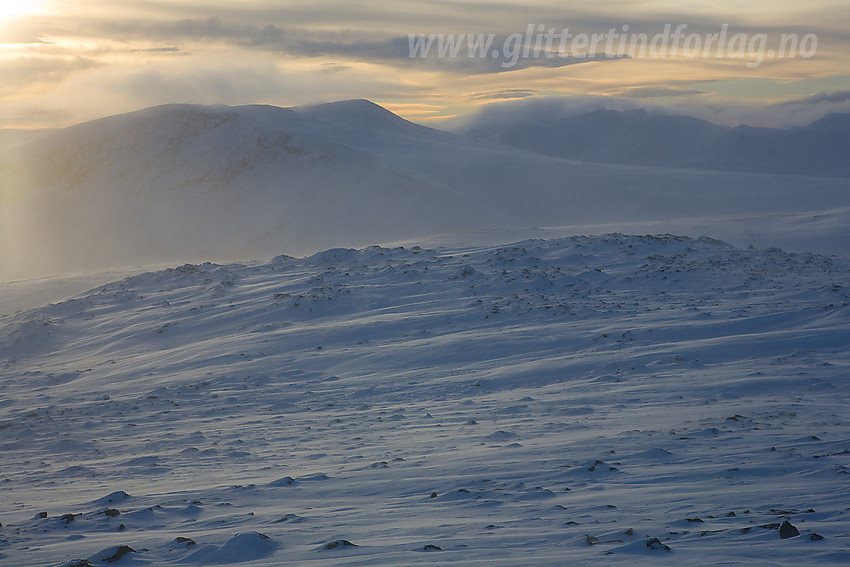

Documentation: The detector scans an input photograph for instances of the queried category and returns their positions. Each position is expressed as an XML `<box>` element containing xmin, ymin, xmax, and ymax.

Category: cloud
<box><xmin>656</xmin><ymin>88</ymin><xmax>850</xmax><ymax>127</ymax></box>
<box><xmin>0</xmin><ymin>30</ymin><xmax>53</xmax><ymax>45</ymax></box>
<box><xmin>468</xmin><ymin>89</ymin><xmax>537</xmax><ymax>101</ymax></box>
<box><xmin>79</xmin><ymin>18</ymin><xmax>626</xmax><ymax>75</ymax></box>
<box><xmin>0</xmin><ymin>54</ymin><xmax>102</xmax><ymax>96</ymax></box>
<box><xmin>445</xmin><ymin>87</ymin><xmax>850</xmax><ymax>135</ymax></box>
<box><xmin>442</xmin><ymin>95</ymin><xmax>644</xmax><ymax>133</ymax></box>
<box><xmin>0</xmin><ymin>106</ymin><xmax>73</xmax><ymax>129</ymax></box>
<box><xmin>129</xmin><ymin>46</ymin><xmax>183</xmax><ymax>53</ymax></box>
<box><xmin>779</xmin><ymin>90</ymin><xmax>850</xmax><ymax>106</ymax></box>
<box><xmin>3</xmin><ymin>2</ymin><xmax>850</xmax><ymax>128</ymax></box>
<box><xmin>0</xmin><ymin>53</ymin><xmax>418</xmax><ymax>128</ymax></box>
<box><xmin>615</xmin><ymin>86</ymin><xmax>705</xmax><ymax>98</ymax></box>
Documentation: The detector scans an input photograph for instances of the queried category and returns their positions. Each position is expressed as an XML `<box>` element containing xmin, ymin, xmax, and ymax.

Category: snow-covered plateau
<box><xmin>2</xmin><ymin>234</ymin><xmax>849</xmax><ymax>566</ymax></box>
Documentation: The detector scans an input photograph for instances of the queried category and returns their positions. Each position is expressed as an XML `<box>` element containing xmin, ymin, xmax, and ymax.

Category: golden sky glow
<box><xmin>1</xmin><ymin>1</ymin><xmax>849</xmax><ymax>129</ymax></box>
<box><xmin>0</xmin><ymin>0</ymin><xmax>48</xmax><ymax>20</ymax></box>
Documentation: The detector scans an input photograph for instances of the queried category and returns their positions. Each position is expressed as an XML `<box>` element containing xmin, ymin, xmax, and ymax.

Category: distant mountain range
<box><xmin>462</xmin><ymin>108</ymin><xmax>850</xmax><ymax>177</ymax></box>
<box><xmin>2</xmin><ymin>100</ymin><xmax>849</xmax><ymax>280</ymax></box>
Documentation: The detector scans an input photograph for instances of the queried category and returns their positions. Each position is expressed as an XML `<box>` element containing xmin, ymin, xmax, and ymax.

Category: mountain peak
<box><xmin>293</xmin><ymin>99</ymin><xmax>419</xmax><ymax>131</ymax></box>
<box><xmin>300</xmin><ymin>98</ymin><xmax>383</xmax><ymax>112</ymax></box>
<box><xmin>807</xmin><ymin>112</ymin><xmax>850</xmax><ymax>133</ymax></box>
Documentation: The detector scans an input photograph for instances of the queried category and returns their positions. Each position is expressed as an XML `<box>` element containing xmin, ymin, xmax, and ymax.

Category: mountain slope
<box><xmin>700</xmin><ymin>119</ymin><xmax>850</xmax><ymax>175</ymax></box>
<box><xmin>464</xmin><ymin>108</ymin><xmax>728</xmax><ymax>167</ymax></box>
<box><xmin>1</xmin><ymin>235</ymin><xmax>849</xmax><ymax>565</ymax></box>
<box><xmin>2</xmin><ymin>101</ymin><xmax>849</xmax><ymax>281</ymax></box>
<box><xmin>464</xmin><ymin>108</ymin><xmax>850</xmax><ymax>177</ymax></box>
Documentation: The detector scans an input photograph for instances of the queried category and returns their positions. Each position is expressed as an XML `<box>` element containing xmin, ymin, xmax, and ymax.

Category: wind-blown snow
<box><xmin>1</xmin><ymin>234</ymin><xmax>849</xmax><ymax>565</ymax></box>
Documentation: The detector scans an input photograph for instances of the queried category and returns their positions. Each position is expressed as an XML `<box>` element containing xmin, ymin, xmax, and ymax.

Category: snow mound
<box><xmin>183</xmin><ymin>532</ymin><xmax>278</xmax><ymax>564</ymax></box>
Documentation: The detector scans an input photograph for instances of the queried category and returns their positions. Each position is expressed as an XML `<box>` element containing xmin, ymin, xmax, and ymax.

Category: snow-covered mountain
<box><xmin>2</xmin><ymin>99</ymin><xmax>849</xmax><ymax>565</ymax></box>
<box><xmin>463</xmin><ymin>108</ymin><xmax>850</xmax><ymax>177</ymax></box>
<box><xmin>2</xmin><ymin>100</ymin><xmax>849</xmax><ymax>281</ymax></box>
<box><xmin>1</xmin><ymin>234</ymin><xmax>848</xmax><ymax>565</ymax></box>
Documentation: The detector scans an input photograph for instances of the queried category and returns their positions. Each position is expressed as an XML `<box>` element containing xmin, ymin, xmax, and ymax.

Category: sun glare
<box><xmin>0</xmin><ymin>0</ymin><xmax>47</xmax><ymax>20</ymax></box>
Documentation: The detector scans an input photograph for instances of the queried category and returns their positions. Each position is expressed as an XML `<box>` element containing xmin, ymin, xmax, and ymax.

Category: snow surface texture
<box><xmin>2</xmin><ymin>234</ymin><xmax>849</xmax><ymax>565</ymax></box>
<box><xmin>2</xmin><ymin>100</ymin><xmax>849</xmax><ymax>281</ymax></box>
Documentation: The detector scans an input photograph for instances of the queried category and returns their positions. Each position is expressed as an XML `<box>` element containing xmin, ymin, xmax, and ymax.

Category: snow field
<box><xmin>1</xmin><ymin>234</ymin><xmax>849</xmax><ymax>565</ymax></box>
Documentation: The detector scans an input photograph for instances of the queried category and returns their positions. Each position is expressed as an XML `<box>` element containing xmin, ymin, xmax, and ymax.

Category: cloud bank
<box><xmin>1</xmin><ymin>1</ymin><xmax>848</xmax><ymax>127</ymax></box>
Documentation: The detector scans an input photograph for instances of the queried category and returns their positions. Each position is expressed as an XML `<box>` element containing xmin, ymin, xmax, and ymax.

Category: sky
<box><xmin>1</xmin><ymin>0</ymin><xmax>850</xmax><ymax>129</ymax></box>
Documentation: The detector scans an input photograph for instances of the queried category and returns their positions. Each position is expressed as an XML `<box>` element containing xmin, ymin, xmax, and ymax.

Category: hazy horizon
<box><xmin>2</xmin><ymin>1</ymin><xmax>850</xmax><ymax>129</ymax></box>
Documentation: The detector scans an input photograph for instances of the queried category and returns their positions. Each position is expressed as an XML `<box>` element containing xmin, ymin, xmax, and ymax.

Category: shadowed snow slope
<box><xmin>2</xmin><ymin>101</ymin><xmax>849</xmax><ymax>281</ymax></box>
<box><xmin>1</xmin><ymin>234</ymin><xmax>849</xmax><ymax>565</ymax></box>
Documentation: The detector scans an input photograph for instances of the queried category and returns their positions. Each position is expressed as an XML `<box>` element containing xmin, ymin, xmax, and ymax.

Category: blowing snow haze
<box><xmin>461</xmin><ymin>107</ymin><xmax>850</xmax><ymax>177</ymax></box>
<box><xmin>1</xmin><ymin>99</ymin><xmax>849</xmax><ymax>282</ymax></box>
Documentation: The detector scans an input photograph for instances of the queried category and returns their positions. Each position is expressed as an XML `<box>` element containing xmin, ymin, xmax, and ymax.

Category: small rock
<box><xmin>726</xmin><ymin>511</ymin><xmax>736</xmax><ymax>517</ymax></box>
<box><xmin>101</xmin><ymin>508</ymin><xmax>120</xmax><ymax>517</ymax></box>
<box><xmin>36</xmin><ymin>511</ymin><xmax>48</xmax><ymax>519</ymax></box>
<box><xmin>423</xmin><ymin>544</ymin><xmax>442</xmax><ymax>551</ymax></box>
<box><xmin>779</xmin><ymin>520</ymin><xmax>800</xmax><ymax>539</ymax></box>
<box><xmin>430</xmin><ymin>492</ymin><xmax>438</xmax><ymax>498</ymax></box>
<box><xmin>810</xmin><ymin>533</ymin><xmax>825</xmax><ymax>541</ymax></box>
<box><xmin>646</xmin><ymin>537</ymin><xmax>671</xmax><ymax>552</ymax></box>
<box><xmin>60</xmin><ymin>513</ymin><xmax>76</xmax><ymax>524</ymax></box>
<box><xmin>325</xmin><ymin>540</ymin><xmax>357</xmax><ymax>549</ymax></box>
<box><xmin>450</xmin><ymin>265</ymin><xmax>477</xmax><ymax>279</ymax></box>
<box><xmin>686</xmin><ymin>518</ymin><xmax>704</xmax><ymax>523</ymax></box>
<box><xmin>624</xmin><ymin>528</ymin><xmax>634</xmax><ymax>536</ymax></box>
<box><xmin>109</xmin><ymin>546</ymin><xmax>135</xmax><ymax>562</ymax></box>
<box><xmin>98</xmin><ymin>545</ymin><xmax>135</xmax><ymax>563</ymax></box>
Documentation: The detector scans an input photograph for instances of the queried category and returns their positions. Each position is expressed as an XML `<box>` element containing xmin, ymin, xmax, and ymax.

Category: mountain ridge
<box><xmin>463</xmin><ymin>108</ymin><xmax>850</xmax><ymax>177</ymax></box>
